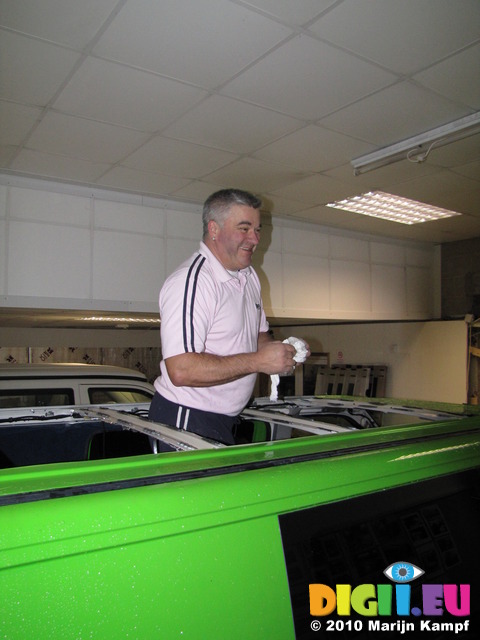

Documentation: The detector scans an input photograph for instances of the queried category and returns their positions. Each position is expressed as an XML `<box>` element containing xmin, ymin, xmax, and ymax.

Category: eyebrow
<box><xmin>237</xmin><ymin>220</ymin><xmax>262</xmax><ymax>229</ymax></box>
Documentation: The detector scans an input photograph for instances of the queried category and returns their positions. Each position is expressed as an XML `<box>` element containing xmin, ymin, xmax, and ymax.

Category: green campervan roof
<box><xmin>1</xmin><ymin>397</ymin><xmax>479</xmax><ymax>639</ymax></box>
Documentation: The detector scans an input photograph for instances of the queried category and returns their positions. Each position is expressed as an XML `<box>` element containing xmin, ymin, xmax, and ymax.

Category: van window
<box><xmin>87</xmin><ymin>387</ymin><xmax>153</xmax><ymax>404</ymax></box>
<box><xmin>0</xmin><ymin>389</ymin><xmax>74</xmax><ymax>408</ymax></box>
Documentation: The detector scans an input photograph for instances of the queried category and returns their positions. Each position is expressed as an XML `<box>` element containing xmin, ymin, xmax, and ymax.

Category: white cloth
<box><xmin>269</xmin><ymin>337</ymin><xmax>308</xmax><ymax>401</ymax></box>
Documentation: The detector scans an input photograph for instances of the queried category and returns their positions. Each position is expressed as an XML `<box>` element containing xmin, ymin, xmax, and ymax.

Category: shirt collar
<box><xmin>199</xmin><ymin>241</ymin><xmax>251</xmax><ymax>282</ymax></box>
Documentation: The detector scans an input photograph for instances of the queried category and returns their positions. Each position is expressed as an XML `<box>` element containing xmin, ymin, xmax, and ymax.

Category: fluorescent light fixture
<box><xmin>82</xmin><ymin>315</ymin><xmax>160</xmax><ymax>324</ymax></box>
<box><xmin>351</xmin><ymin>112</ymin><xmax>480</xmax><ymax>175</ymax></box>
<box><xmin>326</xmin><ymin>191</ymin><xmax>462</xmax><ymax>225</ymax></box>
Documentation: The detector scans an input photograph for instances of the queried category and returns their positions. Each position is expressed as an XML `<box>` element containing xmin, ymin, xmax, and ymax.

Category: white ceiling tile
<box><xmin>452</xmin><ymin>159</ymin><xmax>480</xmax><ymax>182</ymax></box>
<box><xmin>0</xmin><ymin>0</ymin><xmax>118</xmax><ymax>49</ymax></box>
<box><xmin>290</xmin><ymin>204</ymin><xmax>423</xmax><ymax>241</ymax></box>
<box><xmin>421</xmin><ymin>134</ymin><xmax>480</xmax><ymax>168</ymax></box>
<box><xmin>169</xmin><ymin>180</ymin><xmax>227</xmax><ymax>203</ymax></box>
<box><xmin>97</xmin><ymin>166</ymin><xmax>190</xmax><ymax>196</ymax></box>
<box><xmin>27</xmin><ymin>112</ymin><xmax>150</xmax><ymax>163</ymax></box>
<box><xmin>309</xmin><ymin>0</ymin><xmax>480</xmax><ymax>75</ymax></box>
<box><xmin>413</xmin><ymin>44</ymin><xmax>480</xmax><ymax>110</ymax></box>
<box><xmin>408</xmin><ymin>214</ymin><xmax>480</xmax><ymax>243</ymax></box>
<box><xmin>261</xmin><ymin>194</ymin><xmax>308</xmax><ymax>216</ymax></box>
<box><xmin>53</xmin><ymin>57</ymin><xmax>207</xmax><ymax>132</ymax></box>
<box><xmin>390</xmin><ymin>170</ymin><xmax>480</xmax><ymax>213</ymax></box>
<box><xmin>254</xmin><ymin>124</ymin><xmax>376</xmax><ymax>172</ymax></box>
<box><xmin>123</xmin><ymin>137</ymin><xmax>238</xmax><ymax>178</ymax></box>
<box><xmin>222</xmin><ymin>34</ymin><xmax>397</xmax><ymax>120</ymax></box>
<box><xmin>11</xmin><ymin>149</ymin><xmax>111</xmax><ymax>183</ymax></box>
<box><xmin>0</xmin><ymin>101</ymin><xmax>41</xmax><ymax>145</ymax></box>
<box><xmin>0</xmin><ymin>145</ymin><xmax>16</xmax><ymax>167</ymax></box>
<box><xmin>319</xmin><ymin>82</ymin><xmax>474</xmax><ymax>147</ymax></box>
<box><xmin>288</xmin><ymin>203</ymin><xmax>373</xmax><ymax>227</ymax></box>
<box><xmin>0</xmin><ymin>31</ymin><xmax>80</xmax><ymax>104</ymax></box>
<box><xmin>238</xmin><ymin>0</ymin><xmax>336</xmax><ymax>26</ymax></box>
<box><xmin>205</xmin><ymin>157</ymin><xmax>310</xmax><ymax>192</ymax></box>
<box><xmin>426</xmin><ymin>186</ymin><xmax>480</xmax><ymax>218</ymax></box>
<box><xmin>269</xmin><ymin>174</ymin><xmax>355</xmax><ymax>205</ymax></box>
<box><xmin>162</xmin><ymin>95</ymin><xmax>303</xmax><ymax>153</ymax></box>
<box><xmin>93</xmin><ymin>0</ymin><xmax>292</xmax><ymax>87</ymax></box>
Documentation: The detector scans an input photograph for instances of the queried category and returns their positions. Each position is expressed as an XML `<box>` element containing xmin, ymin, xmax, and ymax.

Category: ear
<box><xmin>208</xmin><ymin>220</ymin><xmax>219</xmax><ymax>240</ymax></box>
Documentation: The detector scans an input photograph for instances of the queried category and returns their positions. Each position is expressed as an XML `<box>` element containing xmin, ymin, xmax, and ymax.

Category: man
<box><xmin>149</xmin><ymin>188</ymin><xmax>307</xmax><ymax>444</ymax></box>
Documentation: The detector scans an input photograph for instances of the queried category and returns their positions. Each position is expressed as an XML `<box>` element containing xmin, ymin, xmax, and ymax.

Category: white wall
<box><xmin>0</xmin><ymin>175</ymin><xmax>464</xmax><ymax>403</ymax></box>
<box><xmin>254</xmin><ymin>215</ymin><xmax>439</xmax><ymax>321</ymax></box>
<box><xmin>0</xmin><ymin>176</ymin><xmax>439</xmax><ymax>321</ymax></box>
<box><xmin>275</xmin><ymin>319</ymin><xmax>468</xmax><ymax>404</ymax></box>
<box><xmin>0</xmin><ymin>177</ymin><xmax>201</xmax><ymax>314</ymax></box>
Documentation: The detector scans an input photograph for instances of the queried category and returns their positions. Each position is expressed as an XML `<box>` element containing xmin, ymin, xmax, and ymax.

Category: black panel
<box><xmin>279</xmin><ymin>470</ymin><xmax>480</xmax><ymax>639</ymax></box>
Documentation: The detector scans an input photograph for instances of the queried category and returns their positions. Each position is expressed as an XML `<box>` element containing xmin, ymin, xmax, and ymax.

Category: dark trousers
<box><xmin>148</xmin><ymin>392</ymin><xmax>236</xmax><ymax>445</ymax></box>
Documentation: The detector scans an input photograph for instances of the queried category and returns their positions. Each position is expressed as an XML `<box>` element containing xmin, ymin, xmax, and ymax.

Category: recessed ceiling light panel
<box><xmin>326</xmin><ymin>191</ymin><xmax>462</xmax><ymax>225</ymax></box>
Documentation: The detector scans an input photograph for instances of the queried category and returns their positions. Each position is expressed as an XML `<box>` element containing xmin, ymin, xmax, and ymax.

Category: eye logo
<box><xmin>384</xmin><ymin>561</ymin><xmax>424</xmax><ymax>583</ymax></box>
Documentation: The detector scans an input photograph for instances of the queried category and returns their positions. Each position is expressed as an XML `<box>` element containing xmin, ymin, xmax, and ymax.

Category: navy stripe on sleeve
<box><xmin>182</xmin><ymin>255</ymin><xmax>206</xmax><ymax>352</ymax></box>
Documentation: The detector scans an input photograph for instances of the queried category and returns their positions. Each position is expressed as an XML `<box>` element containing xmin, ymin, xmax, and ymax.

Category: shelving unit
<box><xmin>314</xmin><ymin>364</ymin><xmax>387</xmax><ymax>398</ymax></box>
<box><xmin>294</xmin><ymin>353</ymin><xmax>330</xmax><ymax>395</ymax></box>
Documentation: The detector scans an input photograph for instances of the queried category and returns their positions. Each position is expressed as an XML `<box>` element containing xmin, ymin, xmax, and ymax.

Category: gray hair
<box><xmin>202</xmin><ymin>189</ymin><xmax>261</xmax><ymax>237</ymax></box>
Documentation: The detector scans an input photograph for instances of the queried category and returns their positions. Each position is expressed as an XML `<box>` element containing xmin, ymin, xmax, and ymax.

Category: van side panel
<box><xmin>1</xmin><ymin>504</ymin><xmax>293</xmax><ymax>639</ymax></box>
<box><xmin>1</xmin><ymin>469</ymin><xmax>296</xmax><ymax>639</ymax></box>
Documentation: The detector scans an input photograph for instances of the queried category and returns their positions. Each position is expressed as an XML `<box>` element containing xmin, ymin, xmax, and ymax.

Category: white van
<box><xmin>0</xmin><ymin>363</ymin><xmax>154</xmax><ymax>408</ymax></box>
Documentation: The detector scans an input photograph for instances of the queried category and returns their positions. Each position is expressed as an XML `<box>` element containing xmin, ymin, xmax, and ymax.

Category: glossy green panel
<box><xmin>1</xmin><ymin>414</ymin><xmax>479</xmax><ymax>639</ymax></box>
<box><xmin>2</xmin><ymin>512</ymin><xmax>292</xmax><ymax>639</ymax></box>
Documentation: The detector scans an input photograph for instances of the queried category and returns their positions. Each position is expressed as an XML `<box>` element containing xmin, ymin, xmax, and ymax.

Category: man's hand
<box><xmin>255</xmin><ymin>340</ymin><xmax>297</xmax><ymax>375</ymax></box>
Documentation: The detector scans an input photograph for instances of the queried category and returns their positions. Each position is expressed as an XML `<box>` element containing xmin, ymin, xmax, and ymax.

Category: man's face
<box><xmin>211</xmin><ymin>204</ymin><xmax>261</xmax><ymax>271</ymax></box>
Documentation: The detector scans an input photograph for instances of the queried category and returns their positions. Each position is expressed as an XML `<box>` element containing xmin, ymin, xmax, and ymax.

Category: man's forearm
<box><xmin>165</xmin><ymin>351</ymin><xmax>259</xmax><ymax>387</ymax></box>
<box><xmin>165</xmin><ymin>330</ymin><xmax>297</xmax><ymax>387</ymax></box>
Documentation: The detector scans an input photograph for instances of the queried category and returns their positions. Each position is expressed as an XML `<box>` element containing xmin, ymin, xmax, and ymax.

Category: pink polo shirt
<box><xmin>154</xmin><ymin>242</ymin><xmax>269</xmax><ymax>416</ymax></box>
